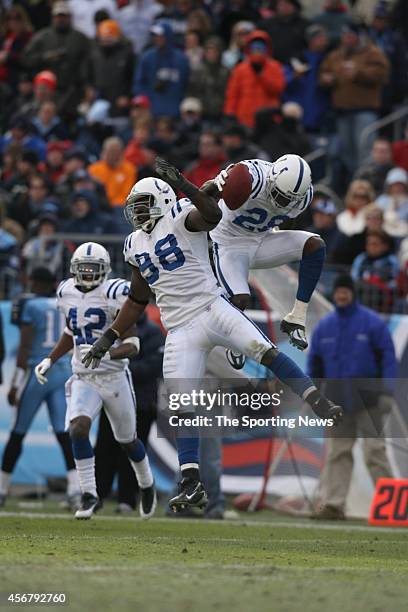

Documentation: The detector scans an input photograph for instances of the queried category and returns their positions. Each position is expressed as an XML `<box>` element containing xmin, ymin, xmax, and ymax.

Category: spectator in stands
<box><xmin>147</xmin><ymin>116</ymin><xmax>179</xmax><ymax>160</ymax></box>
<box><xmin>174</xmin><ymin>97</ymin><xmax>204</xmax><ymax>168</ymax></box>
<box><xmin>253</xmin><ymin>102</ymin><xmax>311</xmax><ymax>161</ymax></box>
<box><xmin>17</xmin><ymin>70</ymin><xmax>57</xmax><ymax>118</ymax></box>
<box><xmin>134</xmin><ymin>21</ymin><xmax>189</xmax><ymax>119</ymax></box>
<box><xmin>217</xmin><ymin>0</ymin><xmax>259</xmax><ymax>45</ymax></box>
<box><xmin>23</xmin><ymin>1</ymin><xmax>90</xmax><ymax>121</ymax></box>
<box><xmin>222</xmin><ymin>20</ymin><xmax>255</xmax><ymax>70</ymax></box>
<box><xmin>336</xmin><ymin>179</ymin><xmax>375</xmax><ymax>237</ymax></box>
<box><xmin>351</xmin><ymin>229</ymin><xmax>399</xmax><ymax>312</ymax></box>
<box><xmin>309</xmin><ymin>274</ymin><xmax>395</xmax><ymax>520</ymax></box>
<box><xmin>30</xmin><ymin>101</ymin><xmax>68</xmax><ymax>142</ymax></box>
<box><xmin>259</xmin><ymin>0</ymin><xmax>308</xmax><ymax>64</ymax></box>
<box><xmin>222</xmin><ymin>123</ymin><xmax>266</xmax><ymax>166</ymax></box>
<box><xmin>69</xmin><ymin>0</ymin><xmax>118</xmax><ymax>38</ymax></box>
<box><xmin>184</xmin><ymin>29</ymin><xmax>204</xmax><ymax>71</ymax></box>
<box><xmin>0</xmin><ymin>209</ymin><xmax>20</xmax><ymax>297</ymax></box>
<box><xmin>224</xmin><ymin>30</ymin><xmax>285</xmax><ymax>128</ymax></box>
<box><xmin>306</xmin><ymin>198</ymin><xmax>343</xmax><ymax>259</ymax></box>
<box><xmin>184</xmin><ymin>132</ymin><xmax>226</xmax><ymax>187</ymax></box>
<box><xmin>0</xmin><ymin>113</ymin><xmax>46</xmax><ymax>161</ymax></box>
<box><xmin>116</xmin><ymin>1</ymin><xmax>161</xmax><ymax>57</ymax></box>
<box><xmin>124</xmin><ymin>121</ymin><xmax>150</xmax><ymax>165</ymax></box>
<box><xmin>392</xmin><ymin>122</ymin><xmax>408</xmax><ymax>172</ymax></box>
<box><xmin>88</xmin><ymin>20</ymin><xmax>134</xmax><ymax>117</ymax></box>
<box><xmin>8</xmin><ymin>173</ymin><xmax>59</xmax><ymax>229</ymax></box>
<box><xmin>0</xmin><ymin>6</ymin><xmax>33</xmax><ymax>91</ymax></box>
<box><xmin>367</xmin><ymin>2</ymin><xmax>408</xmax><ymax>113</ymax></box>
<box><xmin>1</xmin><ymin>149</ymin><xmax>39</xmax><ymax>192</ymax></box>
<box><xmin>88</xmin><ymin>136</ymin><xmax>135</xmax><ymax>209</ymax></box>
<box><xmin>22</xmin><ymin>213</ymin><xmax>62</xmax><ymax>275</ymax></box>
<box><xmin>332</xmin><ymin>202</ymin><xmax>385</xmax><ymax>266</ymax></box>
<box><xmin>38</xmin><ymin>141</ymin><xmax>71</xmax><ymax>185</ymax></box>
<box><xmin>62</xmin><ymin>190</ymin><xmax>117</xmax><ymax>235</ymax></box>
<box><xmin>188</xmin><ymin>37</ymin><xmax>229</xmax><ymax>122</ymax></box>
<box><xmin>283</xmin><ymin>24</ymin><xmax>331</xmax><ymax>134</ymax></box>
<box><xmin>313</xmin><ymin>0</ymin><xmax>353</xmax><ymax>46</ymax></box>
<box><xmin>375</xmin><ymin>167</ymin><xmax>408</xmax><ymax>238</ymax></box>
<box><xmin>354</xmin><ymin>137</ymin><xmax>394</xmax><ymax>195</ymax></box>
<box><xmin>319</xmin><ymin>24</ymin><xmax>389</xmax><ymax>176</ymax></box>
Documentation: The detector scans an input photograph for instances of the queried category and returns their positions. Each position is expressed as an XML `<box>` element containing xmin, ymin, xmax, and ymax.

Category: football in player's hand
<box><xmin>221</xmin><ymin>164</ymin><xmax>252</xmax><ymax>210</ymax></box>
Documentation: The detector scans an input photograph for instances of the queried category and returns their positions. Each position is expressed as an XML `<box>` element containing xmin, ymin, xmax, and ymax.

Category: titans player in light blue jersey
<box><xmin>0</xmin><ymin>268</ymin><xmax>79</xmax><ymax>507</ymax></box>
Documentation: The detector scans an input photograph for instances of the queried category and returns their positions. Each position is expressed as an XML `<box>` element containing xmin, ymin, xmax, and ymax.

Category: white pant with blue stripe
<box><xmin>163</xmin><ymin>296</ymin><xmax>275</xmax><ymax>383</ymax></box>
<box><xmin>65</xmin><ymin>369</ymin><xmax>136</xmax><ymax>443</ymax></box>
<box><xmin>213</xmin><ymin>229</ymin><xmax>316</xmax><ymax>297</ymax></box>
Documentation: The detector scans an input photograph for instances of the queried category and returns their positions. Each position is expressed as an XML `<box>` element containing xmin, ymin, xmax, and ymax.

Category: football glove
<box><xmin>34</xmin><ymin>358</ymin><xmax>52</xmax><ymax>385</ymax></box>
<box><xmin>81</xmin><ymin>329</ymin><xmax>118</xmax><ymax>369</ymax></box>
<box><xmin>155</xmin><ymin>157</ymin><xmax>183</xmax><ymax>189</ymax></box>
<box><xmin>213</xmin><ymin>164</ymin><xmax>234</xmax><ymax>192</ymax></box>
<box><xmin>79</xmin><ymin>344</ymin><xmax>111</xmax><ymax>364</ymax></box>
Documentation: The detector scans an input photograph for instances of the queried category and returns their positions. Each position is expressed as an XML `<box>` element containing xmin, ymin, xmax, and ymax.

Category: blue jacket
<box><xmin>133</xmin><ymin>21</ymin><xmax>189</xmax><ymax>118</ymax></box>
<box><xmin>283</xmin><ymin>50</ymin><xmax>330</xmax><ymax>131</ymax></box>
<box><xmin>307</xmin><ymin>301</ymin><xmax>397</xmax><ymax>410</ymax></box>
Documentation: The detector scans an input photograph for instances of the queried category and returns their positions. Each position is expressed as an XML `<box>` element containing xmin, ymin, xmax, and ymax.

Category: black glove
<box><xmin>81</xmin><ymin>328</ymin><xmax>118</xmax><ymax>369</ymax></box>
<box><xmin>156</xmin><ymin>157</ymin><xmax>183</xmax><ymax>189</ymax></box>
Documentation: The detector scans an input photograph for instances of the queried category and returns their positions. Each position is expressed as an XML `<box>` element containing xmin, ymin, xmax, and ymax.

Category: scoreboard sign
<box><xmin>369</xmin><ymin>478</ymin><xmax>408</xmax><ymax>527</ymax></box>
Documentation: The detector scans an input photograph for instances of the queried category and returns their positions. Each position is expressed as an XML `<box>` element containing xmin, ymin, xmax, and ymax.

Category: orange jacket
<box><xmin>88</xmin><ymin>159</ymin><xmax>136</xmax><ymax>207</ymax></box>
<box><xmin>224</xmin><ymin>30</ymin><xmax>285</xmax><ymax>128</ymax></box>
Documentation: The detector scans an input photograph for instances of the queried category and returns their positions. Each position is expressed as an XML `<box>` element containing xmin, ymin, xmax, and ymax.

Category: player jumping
<box><xmin>210</xmin><ymin>155</ymin><xmax>323</xmax><ymax>363</ymax></box>
<box><xmin>34</xmin><ymin>243</ymin><xmax>156</xmax><ymax>520</ymax></box>
<box><xmin>0</xmin><ymin>268</ymin><xmax>79</xmax><ymax>508</ymax></box>
<box><xmin>81</xmin><ymin>159</ymin><xmax>342</xmax><ymax>513</ymax></box>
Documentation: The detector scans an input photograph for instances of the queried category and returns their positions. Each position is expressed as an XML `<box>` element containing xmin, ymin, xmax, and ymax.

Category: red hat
<box><xmin>34</xmin><ymin>71</ymin><xmax>57</xmax><ymax>91</ymax></box>
<box><xmin>131</xmin><ymin>95</ymin><xmax>151</xmax><ymax>109</ymax></box>
<box><xmin>47</xmin><ymin>140</ymin><xmax>72</xmax><ymax>154</ymax></box>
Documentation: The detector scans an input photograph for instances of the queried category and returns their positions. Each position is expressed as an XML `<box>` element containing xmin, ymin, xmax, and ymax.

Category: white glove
<box><xmin>79</xmin><ymin>344</ymin><xmax>111</xmax><ymax>363</ymax></box>
<box><xmin>34</xmin><ymin>358</ymin><xmax>52</xmax><ymax>385</ymax></box>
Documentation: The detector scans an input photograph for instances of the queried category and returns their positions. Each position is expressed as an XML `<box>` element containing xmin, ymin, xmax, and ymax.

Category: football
<box><xmin>220</xmin><ymin>163</ymin><xmax>253</xmax><ymax>210</ymax></box>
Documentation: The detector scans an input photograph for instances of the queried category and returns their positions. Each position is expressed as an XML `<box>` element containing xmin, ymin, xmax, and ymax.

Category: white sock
<box><xmin>67</xmin><ymin>469</ymin><xmax>80</xmax><ymax>496</ymax></box>
<box><xmin>74</xmin><ymin>457</ymin><xmax>97</xmax><ymax>497</ymax></box>
<box><xmin>0</xmin><ymin>471</ymin><xmax>11</xmax><ymax>495</ymax></box>
<box><xmin>285</xmin><ymin>299</ymin><xmax>308</xmax><ymax>326</ymax></box>
<box><xmin>130</xmin><ymin>457</ymin><xmax>153</xmax><ymax>489</ymax></box>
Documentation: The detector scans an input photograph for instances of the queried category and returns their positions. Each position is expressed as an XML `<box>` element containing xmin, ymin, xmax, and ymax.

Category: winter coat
<box><xmin>133</xmin><ymin>21</ymin><xmax>189</xmax><ymax>118</ymax></box>
<box><xmin>319</xmin><ymin>41</ymin><xmax>389</xmax><ymax>111</ymax></box>
<box><xmin>224</xmin><ymin>30</ymin><xmax>285</xmax><ymax>128</ymax></box>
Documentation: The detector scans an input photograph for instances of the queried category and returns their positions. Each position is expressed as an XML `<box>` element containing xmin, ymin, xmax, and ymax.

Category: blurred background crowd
<box><xmin>1</xmin><ymin>0</ymin><xmax>408</xmax><ymax>313</ymax></box>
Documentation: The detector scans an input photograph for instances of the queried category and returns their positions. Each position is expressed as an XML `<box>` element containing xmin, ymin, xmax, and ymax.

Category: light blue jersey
<box><xmin>13</xmin><ymin>296</ymin><xmax>68</xmax><ymax>367</ymax></box>
<box><xmin>11</xmin><ymin>295</ymin><xmax>71</xmax><ymax>435</ymax></box>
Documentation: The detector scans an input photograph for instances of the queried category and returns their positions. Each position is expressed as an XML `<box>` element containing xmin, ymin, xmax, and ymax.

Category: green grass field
<box><xmin>1</xmin><ymin>501</ymin><xmax>407</xmax><ymax>612</ymax></box>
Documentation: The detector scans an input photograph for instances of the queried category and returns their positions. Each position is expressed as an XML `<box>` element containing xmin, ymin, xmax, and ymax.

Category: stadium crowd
<box><xmin>0</xmin><ymin>0</ymin><xmax>408</xmax><ymax>312</ymax></box>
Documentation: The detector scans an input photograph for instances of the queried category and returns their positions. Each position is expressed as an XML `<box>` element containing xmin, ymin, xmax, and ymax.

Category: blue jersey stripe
<box><xmin>250</xmin><ymin>162</ymin><xmax>262</xmax><ymax>197</ymax></box>
<box><xmin>293</xmin><ymin>158</ymin><xmax>305</xmax><ymax>193</ymax></box>
<box><xmin>107</xmin><ymin>279</ymin><xmax>121</xmax><ymax>298</ymax></box>
<box><xmin>112</xmin><ymin>281</ymin><xmax>126</xmax><ymax>299</ymax></box>
<box><xmin>86</xmin><ymin>244</ymin><xmax>92</xmax><ymax>256</ymax></box>
<box><xmin>57</xmin><ymin>279</ymin><xmax>69</xmax><ymax>298</ymax></box>
<box><xmin>213</xmin><ymin>243</ymin><xmax>234</xmax><ymax>297</ymax></box>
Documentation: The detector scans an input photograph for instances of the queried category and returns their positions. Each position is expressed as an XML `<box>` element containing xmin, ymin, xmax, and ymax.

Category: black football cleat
<box><xmin>74</xmin><ymin>492</ymin><xmax>102</xmax><ymax>520</ymax></box>
<box><xmin>226</xmin><ymin>349</ymin><xmax>246</xmax><ymax>370</ymax></box>
<box><xmin>311</xmin><ymin>396</ymin><xmax>343</xmax><ymax>425</ymax></box>
<box><xmin>168</xmin><ymin>478</ymin><xmax>208</xmax><ymax>513</ymax></box>
<box><xmin>139</xmin><ymin>484</ymin><xmax>157</xmax><ymax>520</ymax></box>
<box><xmin>280</xmin><ymin>320</ymin><xmax>308</xmax><ymax>351</ymax></box>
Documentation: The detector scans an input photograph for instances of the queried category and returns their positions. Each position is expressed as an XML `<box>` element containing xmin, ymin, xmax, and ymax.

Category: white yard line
<box><xmin>1</xmin><ymin>511</ymin><xmax>408</xmax><ymax>535</ymax></box>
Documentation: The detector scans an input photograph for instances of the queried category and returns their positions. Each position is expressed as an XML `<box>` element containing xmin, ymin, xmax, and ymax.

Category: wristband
<box><xmin>123</xmin><ymin>336</ymin><xmax>140</xmax><ymax>350</ymax></box>
<box><xmin>105</xmin><ymin>328</ymin><xmax>120</xmax><ymax>343</ymax></box>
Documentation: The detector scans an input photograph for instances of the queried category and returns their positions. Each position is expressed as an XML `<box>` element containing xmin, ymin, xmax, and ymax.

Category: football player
<box><xmin>0</xmin><ymin>268</ymin><xmax>79</xmax><ymax>508</ymax></box>
<box><xmin>81</xmin><ymin>159</ymin><xmax>342</xmax><ymax>513</ymax></box>
<box><xmin>210</xmin><ymin>155</ymin><xmax>324</xmax><ymax>362</ymax></box>
<box><xmin>34</xmin><ymin>243</ymin><xmax>156</xmax><ymax>520</ymax></box>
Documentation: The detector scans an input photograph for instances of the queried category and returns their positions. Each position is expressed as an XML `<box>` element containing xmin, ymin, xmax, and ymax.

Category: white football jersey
<box><xmin>56</xmin><ymin>277</ymin><xmax>130</xmax><ymax>375</ymax></box>
<box><xmin>210</xmin><ymin>159</ymin><xmax>313</xmax><ymax>243</ymax></box>
<box><xmin>123</xmin><ymin>198</ymin><xmax>222</xmax><ymax>330</ymax></box>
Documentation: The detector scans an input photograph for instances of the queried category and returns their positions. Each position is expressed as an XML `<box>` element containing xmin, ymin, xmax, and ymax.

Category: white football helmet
<box><xmin>70</xmin><ymin>242</ymin><xmax>111</xmax><ymax>289</ymax></box>
<box><xmin>124</xmin><ymin>177</ymin><xmax>177</xmax><ymax>232</ymax></box>
<box><xmin>266</xmin><ymin>154</ymin><xmax>312</xmax><ymax>213</ymax></box>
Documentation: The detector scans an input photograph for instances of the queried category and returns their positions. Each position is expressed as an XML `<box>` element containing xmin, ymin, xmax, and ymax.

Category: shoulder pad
<box><xmin>56</xmin><ymin>278</ymin><xmax>72</xmax><ymax>299</ymax></box>
<box><xmin>170</xmin><ymin>198</ymin><xmax>192</xmax><ymax>219</ymax></box>
<box><xmin>105</xmin><ymin>278</ymin><xmax>129</xmax><ymax>300</ymax></box>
